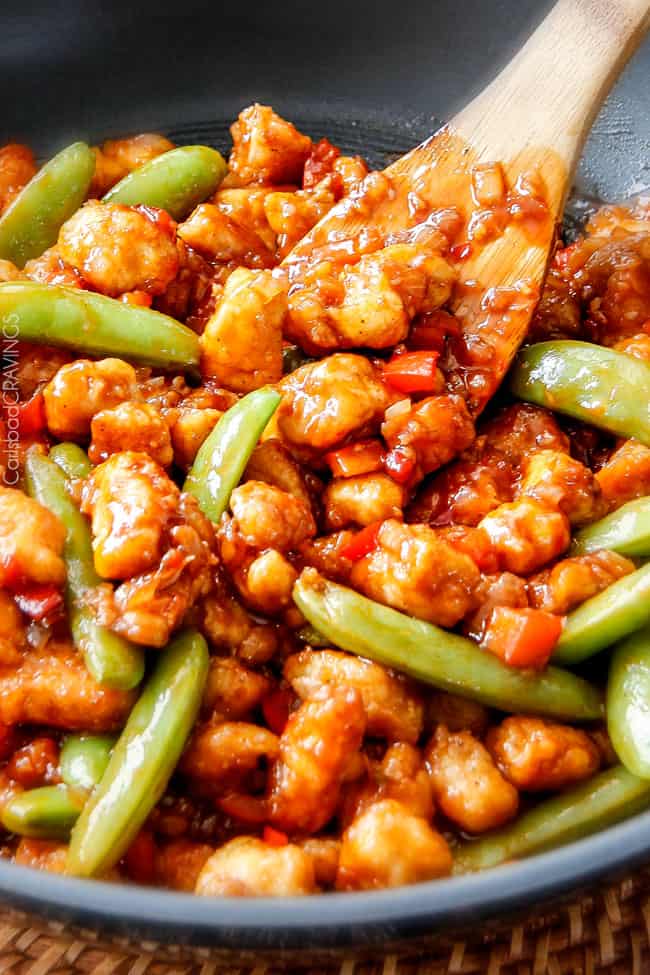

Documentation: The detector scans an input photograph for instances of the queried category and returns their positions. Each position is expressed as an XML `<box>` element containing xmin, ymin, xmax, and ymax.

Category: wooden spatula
<box><xmin>285</xmin><ymin>0</ymin><xmax>650</xmax><ymax>413</ymax></box>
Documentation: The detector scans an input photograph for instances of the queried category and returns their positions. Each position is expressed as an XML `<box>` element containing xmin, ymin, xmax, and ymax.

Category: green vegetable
<box><xmin>607</xmin><ymin>625</ymin><xmax>650</xmax><ymax>779</ymax></box>
<box><xmin>453</xmin><ymin>765</ymin><xmax>650</xmax><ymax>873</ymax></box>
<box><xmin>292</xmin><ymin>572</ymin><xmax>603</xmax><ymax>721</ymax></box>
<box><xmin>297</xmin><ymin>624</ymin><xmax>331</xmax><ymax>647</ymax></box>
<box><xmin>0</xmin><ymin>142</ymin><xmax>95</xmax><ymax>268</ymax></box>
<box><xmin>1</xmin><ymin>786</ymin><xmax>83</xmax><ymax>840</ymax></box>
<box><xmin>104</xmin><ymin>145</ymin><xmax>227</xmax><ymax>219</ymax></box>
<box><xmin>0</xmin><ymin>282</ymin><xmax>199</xmax><ymax>369</ymax></box>
<box><xmin>554</xmin><ymin>563</ymin><xmax>650</xmax><ymax>666</ymax></box>
<box><xmin>571</xmin><ymin>496</ymin><xmax>650</xmax><ymax>558</ymax></box>
<box><xmin>60</xmin><ymin>735</ymin><xmax>114</xmax><ymax>793</ymax></box>
<box><xmin>510</xmin><ymin>341</ymin><xmax>650</xmax><ymax>446</ymax></box>
<box><xmin>49</xmin><ymin>442</ymin><xmax>92</xmax><ymax>481</ymax></box>
<box><xmin>3</xmin><ymin>733</ymin><xmax>116</xmax><ymax>840</ymax></box>
<box><xmin>67</xmin><ymin>629</ymin><xmax>208</xmax><ymax>878</ymax></box>
<box><xmin>25</xmin><ymin>449</ymin><xmax>144</xmax><ymax>690</ymax></box>
<box><xmin>185</xmin><ymin>386</ymin><xmax>281</xmax><ymax>523</ymax></box>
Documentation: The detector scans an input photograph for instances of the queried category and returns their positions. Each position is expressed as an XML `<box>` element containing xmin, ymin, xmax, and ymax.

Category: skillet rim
<box><xmin>1</xmin><ymin>805</ymin><xmax>649</xmax><ymax>948</ymax></box>
<box><xmin>0</xmin><ymin>14</ymin><xmax>647</xmax><ymax>946</ymax></box>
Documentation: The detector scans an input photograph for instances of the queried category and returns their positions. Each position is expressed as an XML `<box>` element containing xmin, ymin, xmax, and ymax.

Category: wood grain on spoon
<box><xmin>284</xmin><ymin>0</ymin><xmax>650</xmax><ymax>413</ymax></box>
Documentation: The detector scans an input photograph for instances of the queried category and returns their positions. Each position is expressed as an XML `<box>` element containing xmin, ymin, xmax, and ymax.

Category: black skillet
<box><xmin>0</xmin><ymin>0</ymin><xmax>648</xmax><ymax>953</ymax></box>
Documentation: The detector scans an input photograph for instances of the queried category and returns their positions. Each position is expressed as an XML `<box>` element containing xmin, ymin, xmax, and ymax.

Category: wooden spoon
<box><xmin>284</xmin><ymin>0</ymin><xmax>650</xmax><ymax>413</ymax></box>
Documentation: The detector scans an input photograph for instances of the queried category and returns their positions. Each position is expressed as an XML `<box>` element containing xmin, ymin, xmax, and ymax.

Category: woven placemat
<box><xmin>2</xmin><ymin>868</ymin><xmax>650</xmax><ymax>975</ymax></box>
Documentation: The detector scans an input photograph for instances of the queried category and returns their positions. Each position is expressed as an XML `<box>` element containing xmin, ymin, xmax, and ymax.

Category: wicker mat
<box><xmin>2</xmin><ymin>869</ymin><xmax>650</xmax><ymax>975</ymax></box>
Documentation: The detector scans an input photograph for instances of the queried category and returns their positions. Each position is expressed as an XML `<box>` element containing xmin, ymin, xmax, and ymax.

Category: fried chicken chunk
<box><xmin>276</xmin><ymin>354</ymin><xmax>393</xmax><ymax>454</ymax></box>
<box><xmin>486</xmin><ymin>717</ymin><xmax>601</xmax><ymax>792</ymax></box>
<box><xmin>350</xmin><ymin>520</ymin><xmax>480</xmax><ymax>627</ymax></box>
<box><xmin>229</xmin><ymin>104</ymin><xmax>312</xmax><ymax>185</ymax></box>
<box><xmin>196</xmin><ymin>837</ymin><xmax>316</xmax><ymax>897</ymax></box>
<box><xmin>43</xmin><ymin>358</ymin><xmax>138</xmax><ymax>441</ymax></box>
<box><xmin>0</xmin><ymin>487</ymin><xmax>65</xmax><ymax>587</ymax></box>
<box><xmin>58</xmin><ymin>201</ymin><xmax>178</xmax><ymax>297</ymax></box>
<box><xmin>200</xmin><ymin>267</ymin><xmax>285</xmax><ymax>391</ymax></box>
<box><xmin>336</xmin><ymin>799</ymin><xmax>452</xmax><ymax>890</ymax></box>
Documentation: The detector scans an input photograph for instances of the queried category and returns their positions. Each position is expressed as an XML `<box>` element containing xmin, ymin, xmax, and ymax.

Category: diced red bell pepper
<box><xmin>17</xmin><ymin>393</ymin><xmax>46</xmax><ymax>437</ymax></box>
<box><xmin>383</xmin><ymin>351</ymin><xmax>440</xmax><ymax>394</ymax></box>
<box><xmin>324</xmin><ymin>440</ymin><xmax>385</xmax><ymax>478</ymax></box>
<box><xmin>120</xmin><ymin>290</ymin><xmax>153</xmax><ymax>307</ymax></box>
<box><xmin>481</xmin><ymin>606</ymin><xmax>564</xmax><ymax>670</ymax></box>
<box><xmin>407</xmin><ymin>310</ymin><xmax>458</xmax><ymax>351</ymax></box>
<box><xmin>449</xmin><ymin>241</ymin><xmax>473</xmax><ymax>261</ymax></box>
<box><xmin>262</xmin><ymin>687</ymin><xmax>292</xmax><ymax>735</ymax></box>
<box><xmin>13</xmin><ymin>583</ymin><xmax>64</xmax><ymax>622</ymax></box>
<box><xmin>123</xmin><ymin>829</ymin><xmax>157</xmax><ymax>885</ymax></box>
<box><xmin>339</xmin><ymin>520</ymin><xmax>383</xmax><ymax>561</ymax></box>
<box><xmin>440</xmin><ymin>526</ymin><xmax>498</xmax><ymax>573</ymax></box>
<box><xmin>0</xmin><ymin>554</ymin><xmax>27</xmax><ymax>590</ymax></box>
<box><xmin>263</xmin><ymin>825</ymin><xmax>289</xmax><ymax>847</ymax></box>
<box><xmin>303</xmin><ymin>138</ymin><xmax>341</xmax><ymax>190</ymax></box>
<box><xmin>383</xmin><ymin>447</ymin><xmax>416</xmax><ymax>485</ymax></box>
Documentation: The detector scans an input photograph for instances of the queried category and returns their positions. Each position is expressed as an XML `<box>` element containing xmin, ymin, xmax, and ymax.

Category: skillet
<box><xmin>0</xmin><ymin>0</ymin><xmax>648</xmax><ymax>951</ymax></box>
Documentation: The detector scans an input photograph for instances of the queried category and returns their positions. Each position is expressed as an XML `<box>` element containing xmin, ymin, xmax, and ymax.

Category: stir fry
<box><xmin>0</xmin><ymin>105</ymin><xmax>648</xmax><ymax>896</ymax></box>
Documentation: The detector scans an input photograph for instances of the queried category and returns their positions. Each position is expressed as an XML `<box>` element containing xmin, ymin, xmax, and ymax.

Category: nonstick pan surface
<box><xmin>0</xmin><ymin>0</ymin><xmax>648</xmax><ymax>951</ymax></box>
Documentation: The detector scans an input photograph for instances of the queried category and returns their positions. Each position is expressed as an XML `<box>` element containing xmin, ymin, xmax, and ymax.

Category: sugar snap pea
<box><xmin>60</xmin><ymin>735</ymin><xmax>114</xmax><ymax>793</ymax></box>
<box><xmin>25</xmin><ymin>449</ymin><xmax>144</xmax><ymax>690</ymax></box>
<box><xmin>292</xmin><ymin>571</ymin><xmax>603</xmax><ymax>721</ymax></box>
<box><xmin>510</xmin><ymin>341</ymin><xmax>650</xmax><ymax>445</ymax></box>
<box><xmin>453</xmin><ymin>765</ymin><xmax>650</xmax><ymax>873</ymax></box>
<box><xmin>554</xmin><ymin>563</ymin><xmax>650</xmax><ymax>666</ymax></box>
<box><xmin>104</xmin><ymin>145</ymin><xmax>227</xmax><ymax>219</ymax></box>
<box><xmin>3</xmin><ymin>734</ymin><xmax>115</xmax><ymax>840</ymax></box>
<box><xmin>49</xmin><ymin>442</ymin><xmax>92</xmax><ymax>481</ymax></box>
<box><xmin>0</xmin><ymin>282</ymin><xmax>199</xmax><ymax>369</ymax></box>
<box><xmin>184</xmin><ymin>386</ymin><xmax>281</xmax><ymax>523</ymax></box>
<box><xmin>1</xmin><ymin>786</ymin><xmax>84</xmax><ymax>840</ymax></box>
<box><xmin>297</xmin><ymin>624</ymin><xmax>331</xmax><ymax>647</ymax></box>
<box><xmin>0</xmin><ymin>142</ymin><xmax>95</xmax><ymax>268</ymax></box>
<box><xmin>571</xmin><ymin>496</ymin><xmax>650</xmax><ymax>558</ymax></box>
<box><xmin>67</xmin><ymin>629</ymin><xmax>209</xmax><ymax>878</ymax></box>
<box><xmin>607</xmin><ymin>626</ymin><xmax>650</xmax><ymax>779</ymax></box>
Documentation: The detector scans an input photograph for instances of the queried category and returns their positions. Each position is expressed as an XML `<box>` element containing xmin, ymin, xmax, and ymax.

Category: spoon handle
<box><xmin>457</xmin><ymin>0</ymin><xmax>650</xmax><ymax>172</ymax></box>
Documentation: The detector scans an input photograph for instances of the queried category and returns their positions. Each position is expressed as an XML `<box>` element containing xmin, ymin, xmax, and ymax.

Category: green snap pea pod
<box><xmin>104</xmin><ymin>146</ymin><xmax>227</xmax><ymax>219</ymax></box>
<box><xmin>607</xmin><ymin>626</ymin><xmax>650</xmax><ymax>779</ymax></box>
<box><xmin>1</xmin><ymin>786</ymin><xmax>83</xmax><ymax>840</ymax></box>
<box><xmin>554</xmin><ymin>563</ymin><xmax>650</xmax><ymax>666</ymax></box>
<box><xmin>0</xmin><ymin>142</ymin><xmax>95</xmax><ymax>268</ymax></box>
<box><xmin>510</xmin><ymin>341</ymin><xmax>650</xmax><ymax>446</ymax></box>
<box><xmin>3</xmin><ymin>734</ymin><xmax>115</xmax><ymax>840</ymax></box>
<box><xmin>60</xmin><ymin>735</ymin><xmax>115</xmax><ymax>793</ymax></box>
<box><xmin>184</xmin><ymin>386</ymin><xmax>281</xmax><ymax>523</ymax></box>
<box><xmin>0</xmin><ymin>282</ymin><xmax>199</xmax><ymax>369</ymax></box>
<box><xmin>67</xmin><ymin>629</ymin><xmax>209</xmax><ymax>878</ymax></box>
<box><xmin>49</xmin><ymin>442</ymin><xmax>92</xmax><ymax>481</ymax></box>
<box><xmin>571</xmin><ymin>497</ymin><xmax>650</xmax><ymax>558</ymax></box>
<box><xmin>292</xmin><ymin>572</ymin><xmax>603</xmax><ymax>721</ymax></box>
<box><xmin>24</xmin><ymin>449</ymin><xmax>144</xmax><ymax>690</ymax></box>
<box><xmin>297</xmin><ymin>624</ymin><xmax>331</xmax><ymax>647</ymax></box>
<box><xmin>453</xmin><ymin>765</ymin><xmax>650</xmax><ymax>873</ymax></box>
